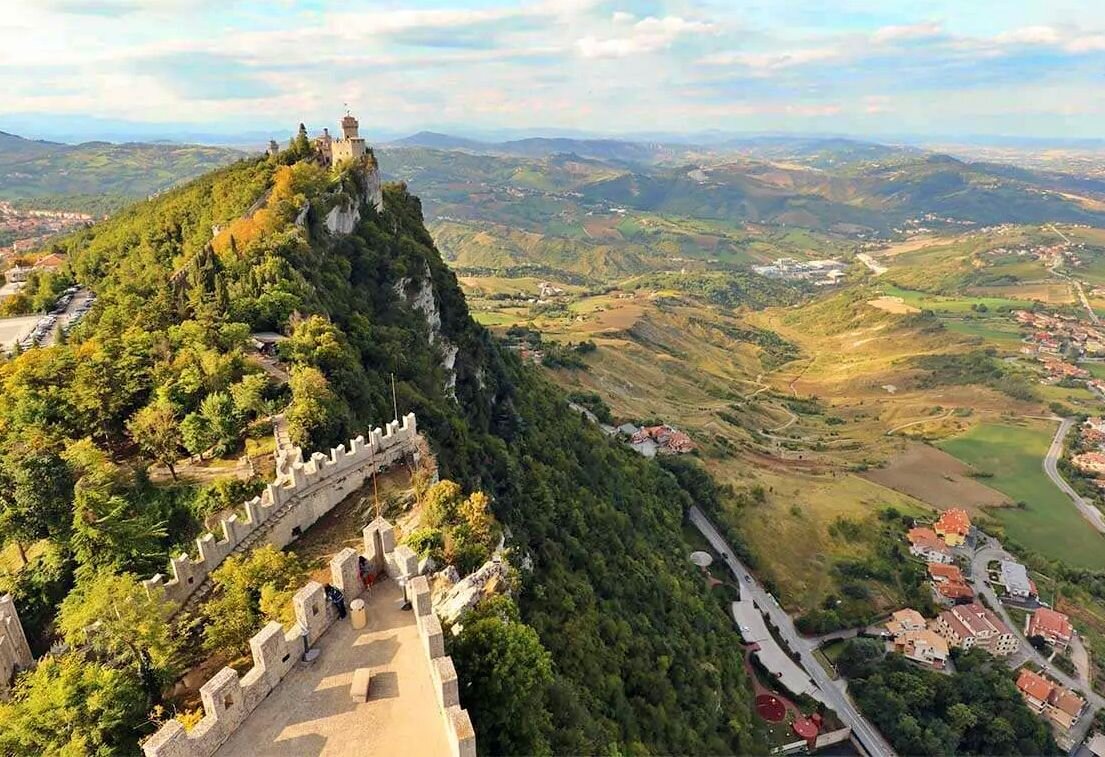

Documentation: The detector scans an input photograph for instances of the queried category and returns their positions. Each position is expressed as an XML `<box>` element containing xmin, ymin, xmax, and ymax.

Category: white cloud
<box><xmin>698</xmin><ymin>46</ymin><xmax>842</xmax><ymax>71</ymax></box>
<box><xmin>872</xmin><ymin>21</ymin><xmax>944</xmax><ymax>44</ymax></box>
<box><xmin>577</xmin><ymin>15</ymin><xmax>715</xmax><ymax>59</ymax></box>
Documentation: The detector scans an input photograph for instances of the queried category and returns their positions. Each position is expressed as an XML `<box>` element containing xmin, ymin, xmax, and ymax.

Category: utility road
<box><xmin>689</xmin><ymin>506</ymin><xmax>895</xmax><ymax>757</ymax></box>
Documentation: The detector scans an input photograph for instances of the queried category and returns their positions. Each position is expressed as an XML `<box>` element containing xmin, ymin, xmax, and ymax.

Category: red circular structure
<box><xmin>792</xmin><ymin>716</ymin><xmax>819</xmax><ymax>740</ymax></box>
<box><xmin>755</xmin><ymin>694</ymin><xmax>787</xmax><ymax>723</ymax></box>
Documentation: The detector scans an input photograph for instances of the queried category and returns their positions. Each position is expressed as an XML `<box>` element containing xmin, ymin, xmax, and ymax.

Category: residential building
<box><xmin>1016</xmin><ymin>669</ymin><xmax>1086</xmax><ymax>730</ymax></box>
<box><xmin>894</xmin><ymin>628</ymin><xmax>950</xmax><ymax>669</ymax></box>
<box><xmin>928</xmin><ymin>562</ymin><xmax>974</xmax><ymax>601</ymax></box>
<box><xmin>906</xmin><ymin>527</ymin><xmax>953</xmax><ymax>563</ymax></box>
<box><xmin>933</xmin><ymin>508</ymin><xmax>971</xmax><ymax>547</ymax></box>
<box><xmin>32</xmin><ymin>252</ymin><xmax>66</xmax><ymax>271</ymax></box>
<box><xmin>1000</xmin><ymin>559</ymin><xmax>1036</xmax><ymax>599</ymax></box>
<box><xmin>885</xmin><ymin>608</ymin><xmax>926</xmax><ymax>637</ymax></box>
<box><xmin>935</xmin><ymin>601</ymin><xmax>1017</xmax><ymax>656</ymax></box>
<box><xmin>1026</xmin><ymin>608</ymin><xmax>1074</xmax><ymax>650</ymax></box>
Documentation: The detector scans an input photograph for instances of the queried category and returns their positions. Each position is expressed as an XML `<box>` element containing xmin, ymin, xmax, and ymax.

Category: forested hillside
<box><xmin>0</xmin><ymin>142</ymin><xmax>760</xmax><ymax>754</ymax></box>
<box><xmin>0</xmin><ymin>131</ymin><xmax>242</xmax><ymax>212</ymax></box>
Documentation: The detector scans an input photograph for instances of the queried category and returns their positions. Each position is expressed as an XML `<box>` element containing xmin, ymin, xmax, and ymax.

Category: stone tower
<box><xmin>331</xmin><ymin>113</ymin><xmax>367</xmax><ymax>165</ymax></box>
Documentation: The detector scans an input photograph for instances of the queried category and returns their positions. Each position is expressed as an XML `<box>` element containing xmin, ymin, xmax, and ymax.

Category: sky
<box><xmin>3</xmin><ymin>0</ymin><xmax>1105</xmax><ymax>142</ymax></box>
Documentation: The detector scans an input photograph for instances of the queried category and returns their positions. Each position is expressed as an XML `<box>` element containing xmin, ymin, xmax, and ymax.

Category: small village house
<box><xmin>885</xmin><ymin>608</ymin><xmax>926</xmax><ymax>637</ymax></box>
<box><xmin>1016</xmin><ymin>669</ymin><xmax>1085</xmax><ymax>730</ymax></box>
<box><xmin>1026</xmin><ymin>608</ymin><xmax>1074</xmax><ymax>650</ymax></box>
<box><xmin>893</xmin><ymin>629</ymin><xmax>950</xmax><ymax>669</ymax></box>
<box><xmin>933</xmin><ymin>508</ymin><xmax>971</xmax><ymax>547</ymax></box>
<box><xmin>906</xmin><ymin>527</ymin><xmax>953</xmax><ymax>564</ymax></box>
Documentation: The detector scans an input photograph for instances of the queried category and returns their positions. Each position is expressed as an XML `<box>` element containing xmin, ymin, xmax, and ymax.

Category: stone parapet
<box><xmin>144</xmin><ymin>414</ymin><xmax>418</xmax><ymax>610</ymax></box>
<box><xmin>142</xmin><ymin>512</ymin><xmax>478</xmax><ymax>757</ymax></box>
<box><xmin>0</xmin><ymin>594</ymin><xmax>33</xmax><ymax>700</ymax></box>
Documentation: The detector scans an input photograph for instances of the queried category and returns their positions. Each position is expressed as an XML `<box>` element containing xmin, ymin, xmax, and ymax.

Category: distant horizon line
<box><xmin>4</xmin><ymin>117</ymin><xmax>1105</xmax><ymax>151</ymax></box>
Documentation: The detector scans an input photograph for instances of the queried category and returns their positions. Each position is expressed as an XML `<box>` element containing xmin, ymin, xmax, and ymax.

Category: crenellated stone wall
<box><xmin>144</xmin><ymin>414</ymin><xmax>419</xmax><ymax>611</ymax></box>
<box><xmin>141</xmin><ymin>517</ymin><xmax>476</xmax><ymax>757</ymax></box>
<box><xmin>0</xmin><ymin>593</ymin><xmax>33</xmax><ymax>700</ymax></box>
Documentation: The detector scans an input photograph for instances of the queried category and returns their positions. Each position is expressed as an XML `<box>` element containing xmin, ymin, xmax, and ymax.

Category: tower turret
<box><xmin>332</xmin><ymin>112</ymin><xmax>367</xmax><ymax>165</ymax></box>
<box><xmin>341</xmin><ymin>115</ymin><xmax>359</xmax><ymax>140</ymax></box>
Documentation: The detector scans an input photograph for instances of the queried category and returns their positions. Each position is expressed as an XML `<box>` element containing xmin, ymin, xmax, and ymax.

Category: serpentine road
<box><xmin>1044</xmin><ymin>417</ymin><xmax>1105</xmax><ymax>534</ymax></box>
<box><xmin>688</xmin><ymin>506</ymin><xmax>895</xmax><ymax>757</ymax></box>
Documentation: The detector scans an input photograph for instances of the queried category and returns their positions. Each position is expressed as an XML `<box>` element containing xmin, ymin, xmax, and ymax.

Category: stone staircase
<box><xmin>177</xmin><ymin>492</ymin><xmax>298</xmax><ymax>619</ymax></box>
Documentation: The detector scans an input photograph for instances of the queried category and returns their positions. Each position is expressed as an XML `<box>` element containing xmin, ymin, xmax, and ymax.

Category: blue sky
<box><xmin>3</xmin><ymin>0</ymin><xmax>1105</xmax><ymax>141</ymax></box>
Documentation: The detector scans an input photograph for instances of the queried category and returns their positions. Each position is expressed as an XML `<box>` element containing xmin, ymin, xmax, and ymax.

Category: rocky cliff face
<box><xmin>394</xmin><ymin>263</ymin><xmax>459</xmax><ymax>394</ymax></box>
<box><xmin>325</xmin><ymin>159</ymin><xmax>383</xmax><ymax>234</ymax></box>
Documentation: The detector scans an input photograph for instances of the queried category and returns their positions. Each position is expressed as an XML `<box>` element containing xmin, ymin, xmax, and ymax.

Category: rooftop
<box><xmin>1017</xmin><ymin>668</ymin><xmax>1055</xmax><ymax>703</ymax></box>
<box><xmin>1028</xmin><ymin>608</ymin><xmax>1074</xmax><ymax>640</ymax></box>
<box><xmin>934</xmin><ymin>508</ymin><xmax>971</xmax><ymax>536</ymax></box>
<box><xmin>215</xmin><ymin>578</ymin><xmax>450</xmax><ymax>757</ymax></box>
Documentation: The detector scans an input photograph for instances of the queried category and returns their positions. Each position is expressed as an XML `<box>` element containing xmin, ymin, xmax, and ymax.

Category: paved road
<box><xmin>688</xmin><ymin>506</ymin><xmax>895</xmax><ymax>757</ymax></box>
<box><xmin>970</xmin><ymin>540</ymin><xmax>1104</xmax><ymax>752</ymax></box>
<box><xmin>1044</xmin><ymin>418</ymin><xmax>1105</xmax><ymax>535</ymax></box>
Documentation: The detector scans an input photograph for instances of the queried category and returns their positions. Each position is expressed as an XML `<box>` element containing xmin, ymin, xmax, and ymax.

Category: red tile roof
<box><xmin>934</xmin><ymin>508</ymin><xmax>971</xmax><ymax>536</ymax></box>
<box><xmin>928</xmin><ymin>563</ymin><xmax>963</xmax><ymax>582</ymax></box>
<box><xmin>1028</xmin><ymin>608</ymin><xmax>1074</xmax><ymax>642</ymax></box>
<box><xmin>1017</xmin><ymin>668</ymin><xmax>1055</xmax><ymax>703</ymax></box>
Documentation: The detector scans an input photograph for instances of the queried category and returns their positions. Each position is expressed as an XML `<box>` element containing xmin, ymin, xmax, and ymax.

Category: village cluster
<box><xmin>894</xmin><ymin>508</ymin><xmax>1088</xmax><ymax>738</ymax></box>
<box><xmin>988</xmin><ymin>239</ymin><xmax>1084</xmax><ymax>269</ymax></box>
<box><xmin>1015</xmin><ymin>309</ymin><xmax>1105</xmax><ymax>389</ymax></box>
<box><xmin>0</xmin><ymin>202</ymin><xmax>91</xmax><ymax>256</ymax></box>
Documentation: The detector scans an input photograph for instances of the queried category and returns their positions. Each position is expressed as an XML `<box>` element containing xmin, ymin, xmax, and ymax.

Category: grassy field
<box><xmin>941</xmin><ymin>317</ymin><xmax>1025</xmax><ymax>349</ymax></box>
<box><xmin>939</xmin><ymin>420</ymin><xmax>1105</xmax><ymax>569</ymax></box>
<box><xmin>880</xmin><ymin>284</ymin><xmax>1034</xmax><ymax>313</ymax></box>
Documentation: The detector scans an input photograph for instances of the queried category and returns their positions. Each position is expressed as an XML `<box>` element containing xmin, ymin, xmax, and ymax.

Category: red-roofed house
<box><xmin>1016</xmin><ymin>669</ymin><xmax>1085</xmax><ymax>730</ymax></box>
<box><xmin>933</xmin><ymin>508</ymin><xmax>971</xmax><ymax>547</ymax></box>
<box><xmin>928</xmin><ymin>562</ymin><xmax>974</xmax><ymax>602</ymax></box>
<box><xmin>907</xmin><ymin>527</ymin><xmax>953</xmax><ymax>564</ymax></box>
<box><xmin>1026</xmin><ymin>608</ymin><xmax>1075</xmax><ymax>650</ymax></box>
<box><xmin>32</xmin><ymin>252</ymin><xmax>66</xmax><ymax>271</ymax></box>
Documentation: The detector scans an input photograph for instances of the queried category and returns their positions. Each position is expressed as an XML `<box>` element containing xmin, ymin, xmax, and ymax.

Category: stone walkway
<box><xmin>216</xmin><ymin>578</ymin><xmax>450</xmax><ymax>757</ymax></box>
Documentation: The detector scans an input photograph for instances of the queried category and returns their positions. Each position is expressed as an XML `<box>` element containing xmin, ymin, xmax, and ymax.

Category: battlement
<box><xmin>0</xmin><ymin>594</ymin><xmax>33</xmax><ymax>700</ymax></box>
<box><xmin>144</xmin><ymin>414</ymin><xmax>419</xmax><ymax>610</ymax></box>
<box><xmin>142</xmin><ymin>519</ymin><xmax>475</xmax><ymax>757</ymax></box>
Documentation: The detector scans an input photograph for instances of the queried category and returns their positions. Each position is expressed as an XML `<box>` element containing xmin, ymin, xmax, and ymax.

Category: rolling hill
<box><xmin>0</xmin><ymin>130</ymin><xmax>243</xmax><ymax>212</ymax></box>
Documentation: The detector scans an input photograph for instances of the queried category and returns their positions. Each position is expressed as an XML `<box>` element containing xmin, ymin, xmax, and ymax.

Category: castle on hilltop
<box><xmin>266</xmin><ymin>112</ymin><xmax>371</xmax><ymax>169</ymax></box>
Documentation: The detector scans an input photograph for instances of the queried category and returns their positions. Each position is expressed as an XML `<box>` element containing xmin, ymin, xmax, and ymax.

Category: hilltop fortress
<box><xmin>316</xmin><ymin>113</ymin><xmax>368</xmax><ymax>166</ymax></box>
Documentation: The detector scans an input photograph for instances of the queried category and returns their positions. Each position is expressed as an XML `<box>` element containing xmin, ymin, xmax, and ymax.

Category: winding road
<box><xmin>689</xmin><ymin>506</ymin><xmax>895</xmax><ymax>757</ymax></box>
<box><xmin>1044</xmin><ymin>418</ymin><xmax>1105</xmax><ymax>535</ymax></box>
<box><xmin>970</xmin><ymin>539</ymin><xmax>1104</xmax><ymax>751</ymax></box>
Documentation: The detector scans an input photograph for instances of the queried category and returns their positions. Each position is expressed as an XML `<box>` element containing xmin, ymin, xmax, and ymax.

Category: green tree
<box><xmin>202</xmin><ymin>545</ymin><xmax>303</xmax><ymax>655</ymax></box>
<box><xmin>180</xmin><ymin>412</ymin><xmax>216</xmax><ymax>459</ymax></box>
<box><xmin>450</xmin><ymin>596</ymin><xmax>555</xmax><ymax>756</ymax></box>
<box><xmin>70</xmin><ymin>487</ymin><xmax>167</xmax><ymax>576</ymax></box>
<box><xmin>285</xmin><ymin>366</ymin><xmax>344</xmax><ymax>449</ymax></box>
<box><xmin>199</xmin><ymin>391</ymin><xmax>242</xmax><ymax>456</ymax></box>
<box><xmin>0</xmin><ymin>654</ymin><xmax>147</xmax><ymax>756</ymax></box>
<box><xmin>57</xmin><ymin>571</ymin><xmax>181</xmax><ymax>696</ymax></box>
<box><xmin>0</xmin><ymin>447</ymin><xmax>73</xmax><ymax>563</ymax></box>
<box><xmin>128</xmin><ymin>398</ymin><xmax>183</xmax><ymax>479</ymax></box>
<box><xmin>230</xmin><ymin>373</ymin><xmax>270</xmax><ymax>418</ymax></box>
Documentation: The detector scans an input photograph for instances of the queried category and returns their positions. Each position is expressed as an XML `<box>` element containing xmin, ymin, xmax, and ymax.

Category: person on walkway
<box><xmin>324</xmin><ymin>583</ymin><xmax>347</xmax><ymax>619</ymax></box>
<box><xmin>358</xmin><ymin>555</ymin><xmax>375</xmax><ymax>589</ymax></box>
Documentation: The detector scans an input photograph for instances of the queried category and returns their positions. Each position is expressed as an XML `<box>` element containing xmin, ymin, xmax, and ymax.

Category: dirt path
<box><xmin>885</xmin><ymin>408</ymin><xmax>955</xmax><ymax>436</ymax></box>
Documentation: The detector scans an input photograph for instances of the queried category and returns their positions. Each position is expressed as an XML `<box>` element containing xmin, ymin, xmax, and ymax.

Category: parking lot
<box><xmin>0</xmin><ymin>315</ymin><xmax>43</xmax><ymax>351</ymax></box>
<box><xmin>0</xmin><ymin>286</ymin><xmax>95</xmax><ymax>353</ymax></box>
